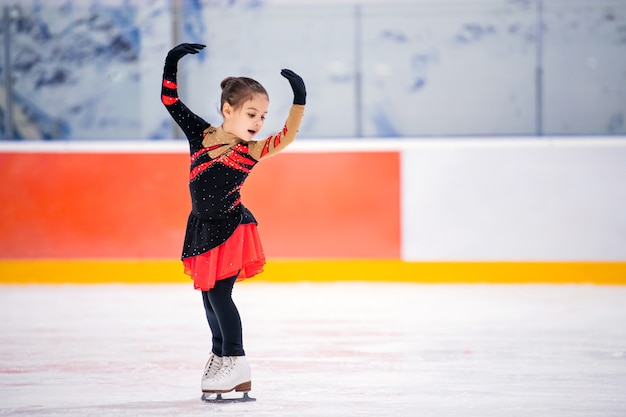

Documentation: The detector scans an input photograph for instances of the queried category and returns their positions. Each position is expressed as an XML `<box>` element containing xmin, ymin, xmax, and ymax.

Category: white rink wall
<box><xmin>398</xmin><ymin>137</ymin><xmax>626</xmax><ymax>261</ymax></box>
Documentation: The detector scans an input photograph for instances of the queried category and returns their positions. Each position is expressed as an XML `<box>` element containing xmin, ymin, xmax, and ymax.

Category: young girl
<box><xmin>160</xmin><ymin>43</ymin><xmax>306</xmax><ymax>399</ymax></box>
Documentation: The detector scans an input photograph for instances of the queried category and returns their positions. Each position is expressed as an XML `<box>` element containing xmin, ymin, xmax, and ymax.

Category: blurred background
<box><xmin>1</xmin><ymin>0</ymin><xmax>625</xmax><ymax>141</ymax></box>
<box><xmin>1</xmin><ymin>0</ymin><xmax>625</xmax><ymax>284</ymax></box>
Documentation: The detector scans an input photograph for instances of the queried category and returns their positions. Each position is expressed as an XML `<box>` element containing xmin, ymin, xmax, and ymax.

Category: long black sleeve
<box><xmin>161</xmin><ymin>62</ymin><xmax>210</xmax><ymax>146</ymax></box>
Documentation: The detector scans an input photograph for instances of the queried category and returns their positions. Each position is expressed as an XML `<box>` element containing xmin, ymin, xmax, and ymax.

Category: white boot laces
<box><xmin>212</xmin><ymin>356</ymin><xmax>235</xmax><ymax>380</ymax></box>
<box><xmin>203</xmin><ymin>355</ymin><xmax>221</xmax><ymax>379</ymax></box>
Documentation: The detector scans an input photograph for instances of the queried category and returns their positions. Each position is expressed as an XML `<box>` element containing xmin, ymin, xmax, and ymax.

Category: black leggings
<box><xmin>201</xmin><ymin>275</ymin><xmax>245</xmax><ymax>357</ymax></box>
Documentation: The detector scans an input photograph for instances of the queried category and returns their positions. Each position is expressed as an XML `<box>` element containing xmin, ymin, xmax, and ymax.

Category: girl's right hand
<box><xmin>165</xmin><ymin>43</ymin><xmax>206</xmax><ymax>66</ymax></box>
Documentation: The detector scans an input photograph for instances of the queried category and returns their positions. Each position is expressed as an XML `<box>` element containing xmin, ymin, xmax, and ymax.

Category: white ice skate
<box><xmin>200</xmin><ymin>356</ymin><xmax>255</xmax><ymax>403</ymax></box>
<box><xmin>201</xmin><ymin>353</ymin><xmax>222</xmax><ymax>382</ymax></box>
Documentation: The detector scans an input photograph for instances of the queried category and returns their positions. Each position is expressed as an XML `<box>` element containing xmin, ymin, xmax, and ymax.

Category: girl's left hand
<box><xmin>281</xmin><ymin>69</ymin><xmax>306</xmax><ymax>105</ymax></box>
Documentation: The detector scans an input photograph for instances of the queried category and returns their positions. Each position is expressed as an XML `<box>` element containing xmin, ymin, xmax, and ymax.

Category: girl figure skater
<box><xmin>160</xmin><ymin>43</ymin><xmax>306</xmax><ymax>399</ymax></box>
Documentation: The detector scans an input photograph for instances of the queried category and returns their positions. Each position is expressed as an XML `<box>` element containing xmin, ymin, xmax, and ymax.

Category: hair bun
<box><xmin>219</xmin><ymin>76</ymin><xmax>268</xmax><ymax>113</ymax></box>
<box><xmin>220</xmin><ymin>77</ymin><xmax>236</xmax><ymax>90</ymax></box>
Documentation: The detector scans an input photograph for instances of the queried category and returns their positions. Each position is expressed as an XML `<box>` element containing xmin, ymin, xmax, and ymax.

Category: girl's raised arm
<box><xmin>160</xmin><ymin>43</ymin><xmax>210</xmax><ymax>142</ymax></box>
<box><xmin>249</xmin><ymin>69</ymin><xmax>306</xmax><ymax>160</ymax></box>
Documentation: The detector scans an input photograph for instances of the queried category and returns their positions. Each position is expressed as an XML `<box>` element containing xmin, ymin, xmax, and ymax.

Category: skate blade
<box><xmin>201</xmin><ymin>392</ymin><xmax>256</xmax><ymax>404</ymax></box>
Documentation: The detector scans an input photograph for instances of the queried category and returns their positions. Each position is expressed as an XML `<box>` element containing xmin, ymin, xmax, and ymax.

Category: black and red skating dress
<box><xmin>161</xmin><ymin>63</ymin><xmax>304</xmax><ymax>291</ymax></box>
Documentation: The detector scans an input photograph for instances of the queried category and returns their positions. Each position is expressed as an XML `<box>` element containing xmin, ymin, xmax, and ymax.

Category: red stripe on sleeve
<box><xmin>161</xmin><ymin>95</ymin><xmax>179</xmax><ymax>105</ymax></box>
<box><xmin>162</xmin><ymin>79</ymin><xmax>178</xmax><ymax>89</ymax></box>
<box><xmin>260</xmin><ymin>138</ymin><xmax>271</xmax><ymax>157</ymax></box>
<box><xmin>273</xmin><ymin>132</ymin><xmax>282</xmax><ymax>148</ymax></box>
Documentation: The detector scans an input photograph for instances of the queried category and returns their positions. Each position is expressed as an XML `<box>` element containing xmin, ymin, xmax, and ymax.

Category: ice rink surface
<box><xmin>1</xmin><ymin>282</ymin><xmax>625</xmax><ymax>417</ymax></box>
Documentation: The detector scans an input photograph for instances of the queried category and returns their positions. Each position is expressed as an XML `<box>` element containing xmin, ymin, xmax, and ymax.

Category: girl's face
<box><xmin>222</xmin><ymin>93</ymin><xmax>269</xmax><ymax>141</ymax></box>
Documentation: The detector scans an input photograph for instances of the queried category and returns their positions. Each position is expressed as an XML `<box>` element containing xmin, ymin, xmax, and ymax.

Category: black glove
<box><xmin>165</xmin><ymin>43</ymin><xmax>206</xmax><ymax>67</ymax></box>
<box><xmin>281</xmin><ymin>69</ymin><xmax>306</xmax><ymax>105</ymax></box>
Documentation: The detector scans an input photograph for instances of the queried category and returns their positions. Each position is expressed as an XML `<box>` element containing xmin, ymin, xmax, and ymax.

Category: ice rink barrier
<box><xmin>1</xmin><ymin>138</ymin><xmax>625</xmax><ymax>284</ymax></box>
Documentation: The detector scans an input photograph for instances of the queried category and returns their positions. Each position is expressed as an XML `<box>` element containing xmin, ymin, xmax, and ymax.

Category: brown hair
<box><xmin>220</xmin><ymin>77</ymin><xmax>268</xmax><ymax>113</ymax></box>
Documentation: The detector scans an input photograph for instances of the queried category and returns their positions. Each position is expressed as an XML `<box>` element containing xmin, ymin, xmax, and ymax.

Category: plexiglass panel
<box><xmin>0</xmin><ymin>0</ymin><xmax>624</xmax><ymax>139</ymax></box>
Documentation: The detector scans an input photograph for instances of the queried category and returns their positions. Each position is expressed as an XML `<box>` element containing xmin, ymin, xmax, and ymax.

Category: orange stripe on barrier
<box><xmin>243</xmin><ymin>152</ymin><xmax>401</xmax><ymax>258</ymax></box>
<box><xmin>0</xmin><ymin>152</ymin><xmax>189</xmax><ymax>258</ymax></box>
<box><xmin>0</xmin><ymin>151</ymin><xmax>401</xmax><ymax>260</ymax></box>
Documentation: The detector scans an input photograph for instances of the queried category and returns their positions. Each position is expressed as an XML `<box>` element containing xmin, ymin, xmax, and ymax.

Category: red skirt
<box><xmin>182</xmin><ymin>223</ymin><xmax>265</xmax><ymax>291</ymax></box>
